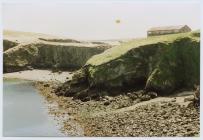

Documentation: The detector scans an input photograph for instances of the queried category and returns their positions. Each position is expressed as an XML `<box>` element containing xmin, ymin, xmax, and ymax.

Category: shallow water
<box><xmin>3</xmin><ymin>79</ymin><xmax>65</xmax><ymax>137</ymax></box>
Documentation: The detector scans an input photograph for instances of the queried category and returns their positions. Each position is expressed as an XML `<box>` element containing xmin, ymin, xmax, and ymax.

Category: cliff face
<box><xmin>4</xmin><ymin>43</ymin><xmax>110</xmax><ymax>72</ymax></box>
<box><xmin>145</xmin><ymin>37</ymin><xmax>199</xmax><ymax>94</ymax></box>
<box><xmin>58</xmin><ymin>31</ymin><xmax>200</xmax><ymax>97</ymax></box>
<box><xmin>3</xmin><ymin>40</ymin><xmax>19</xmax><ymax>51</ymax></box>
<box><xmin>34</xmin><ymin>43</ymin><xmax>107</xmax><ymax>70</ymax></box>
<box><xmin>3</xmin><ymin>30</ymin><xmax>112</xmax><ymax>72</ymax></box>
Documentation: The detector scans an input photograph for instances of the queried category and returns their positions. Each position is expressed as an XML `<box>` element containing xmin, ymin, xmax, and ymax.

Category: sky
<box><xmin>2</xmin><ymin>0</ymin><xmax>200</xmax><ymax>40</ymax></box>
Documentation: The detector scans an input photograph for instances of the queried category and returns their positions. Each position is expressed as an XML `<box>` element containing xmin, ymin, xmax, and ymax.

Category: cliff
<box><xmin>57</xmin><ymin>31</ymin><xmax>200</xmax><ymax>98</ymax></box>
<box><xmin>3</xmin><ymin>30</ymin><xmax>113</xmax><ymax>72</ymax></box>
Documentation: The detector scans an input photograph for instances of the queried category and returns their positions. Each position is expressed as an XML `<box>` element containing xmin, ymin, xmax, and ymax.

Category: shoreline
<box><xmin>34</xmin><ymin>81</ymin><xmax>85</xmax><ymax>136</ymax></box>
<box><xmin>34</xmin><ymin>81</ymin><xmax>200</xmax><ymax>137</ymax></box>
<box><xmin>3</xmin><ymin>71</ymin><xmax>200</xmax><ymax>137</ymax></box>
<box><xmin>3</xmin><ymin>69</ymin><xmax>73</xmax><ymax>83</ymax></box>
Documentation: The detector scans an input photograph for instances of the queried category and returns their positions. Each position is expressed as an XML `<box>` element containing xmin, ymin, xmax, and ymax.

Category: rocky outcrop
<box><xmin>193</xmin><ymin>85</ymin><xmax>200</xmax><ymax>107</ymax></box>
<box><xmin>3</xmin><ymin>42</ymin><xmax>110</xmax><ymax>72</ymax></box>
<box><xmin>3</xmin><ymin>30</ymin><xmax>113</xmax><ymax>72</ymax></box>
<box><xmin>145</xmin><ymin>37</ymin><xmax>200</xmax><ymax>94</ymax></box>
<box><xmin>57</xmin><ymin>31</ymin><xmax>200</xmax><ymax>98</ymax></box>
<box><xmin>3</xmin><ymin>39</ymin><xmax>19</xmax><ymax>51</ymax></box>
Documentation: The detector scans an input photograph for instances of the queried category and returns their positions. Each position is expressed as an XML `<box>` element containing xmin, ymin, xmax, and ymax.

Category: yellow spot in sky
<box><xmin>115</xmin><ymin>19</ymin><xmax>121</xmax><ymax>24</ymax></box>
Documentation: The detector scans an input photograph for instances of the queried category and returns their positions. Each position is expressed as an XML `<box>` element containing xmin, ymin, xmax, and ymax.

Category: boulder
<box><xmin>104</xmin><ymin>101</ymin><xmax>111</xmax><ymax>106</ymax></box>
<box><xmin>26</xmin><ymin>65</ymin><xmax>34</xmax><ymax>70</ymax></box>
<box><xmin>148</xmin><ymin>92</ymin><xmax>158</xmax><ymax>99</ymax></box>
<box><xmin>43</xmin><ymin>83</ymin><xmax>50</xmax><ymax>87</ymax></box>
<box><xmin>194</xmin><ymin>85</ymin><xmax>200</xmax><ymax>106</ymax></box>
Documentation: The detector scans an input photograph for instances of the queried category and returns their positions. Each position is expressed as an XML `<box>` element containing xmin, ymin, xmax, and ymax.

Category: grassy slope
<box><xmin>56</xmin><ymin>31</ymin><xmax>200</xmax><ymax>99</ymax></box>
<box><xmin>86</xmin><ymin>31</ymin><xmax>199</xmax><ymax>66</ymax></box>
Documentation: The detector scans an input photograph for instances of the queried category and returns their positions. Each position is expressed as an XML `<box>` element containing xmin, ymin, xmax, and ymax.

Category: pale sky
<box><xmin>2</xmin><ymin>0</ymin><xmax>200</xmax><ymax>40</ymax></box>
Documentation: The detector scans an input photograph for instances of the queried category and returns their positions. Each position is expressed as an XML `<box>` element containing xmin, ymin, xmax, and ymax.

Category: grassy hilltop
<box><xmin>58</xmin><ymin>31</ymin><xmax>200</xmax><ymax>99</ymax></box>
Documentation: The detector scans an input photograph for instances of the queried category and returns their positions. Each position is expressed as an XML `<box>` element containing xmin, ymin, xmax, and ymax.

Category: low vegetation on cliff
<box><xmin>3</xmin><ymin>30</ymin><xmax>113</xmax><ymax>72</ymax></box>
<box><xmin>57</xmin><ymin>31</ymin><xmax>200</xmax><ymax>99</ymax></box>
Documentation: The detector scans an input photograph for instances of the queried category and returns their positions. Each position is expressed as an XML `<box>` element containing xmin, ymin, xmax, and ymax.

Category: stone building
<box><xmin>147</xmin><ymin>25</ymin><xmax>191</xmax><ymax>37</ymax></box>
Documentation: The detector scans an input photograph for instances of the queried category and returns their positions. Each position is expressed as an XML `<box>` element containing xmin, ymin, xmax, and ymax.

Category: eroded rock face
<box><xmin>194</xmin><ymin>85</ymin><xmax>200</xmax><ymax>107</ymax></box>
<box><xmin>3</xmin><ymin>39</ymin><xmax>19</xmax><ymax>51</ymax></box>
<box><xmin>3</xmin><ymin>43</ymin><xmax>109</xmax><ymax>72</ymax></box>
<box><xmin>3</xmin><ymin>44</ymin><xmax>39</xmax><ymax>72</ymax></box>
<box><xmin>58</xmin><ymin>31</ymin><xmax>200</xmax><ymax>98</ymax></box>
<box><xmin>145</xmin><ymin>37</ymin><xmax>200</xmax><ymax>94</ymax></box>
<box><xmin>86</xmin><ymin>43</ymin><xmax>165</xmax><ymax>90</ymax></box>
<box><xmin>3</xmin><ymin>30</ymin><xmax>112</xmax><ymax>72</ymax></box>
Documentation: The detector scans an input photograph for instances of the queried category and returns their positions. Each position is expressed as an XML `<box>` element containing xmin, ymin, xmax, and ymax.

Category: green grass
<box><xmin>86</xmin><ymin>31</ymin><xmax>199</xmax><ymax>66</ymax></box>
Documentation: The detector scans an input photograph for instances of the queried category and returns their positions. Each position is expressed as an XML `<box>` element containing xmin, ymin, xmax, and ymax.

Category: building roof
<box><xmin>148</xmin><ymin>25</ymin><xmax>188</xmax><ymax>32</ymax></box>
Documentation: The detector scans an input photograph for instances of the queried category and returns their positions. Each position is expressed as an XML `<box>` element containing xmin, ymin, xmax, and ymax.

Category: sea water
<box><xmin>3</xmin><ymin>79</ymin><xmax>65</xmax><ymax>137</ymax></box>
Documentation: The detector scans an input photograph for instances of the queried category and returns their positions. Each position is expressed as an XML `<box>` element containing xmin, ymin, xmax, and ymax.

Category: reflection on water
<box><xmin>3</xmin><ymin>79</ymin><xmax>65</xmax><ymax>137</ymax></box>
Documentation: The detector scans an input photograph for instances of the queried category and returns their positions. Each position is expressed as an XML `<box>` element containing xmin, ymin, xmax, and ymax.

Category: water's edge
<box><xmin>3</xmin><ymin>79</ymin><xmax>65</xmax><ymax>137</ymax></box>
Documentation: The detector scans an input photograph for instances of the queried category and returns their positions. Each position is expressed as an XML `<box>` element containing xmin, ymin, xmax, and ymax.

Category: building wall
<box><xmin>147</xmin><ymin>30</ymin><xmax>177</xmax><ymax>36</ymax></box>
<box><xmin>147</xmin><ymin>26</ymin><xmax>191</xmax><ymax>37</ymax></box>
